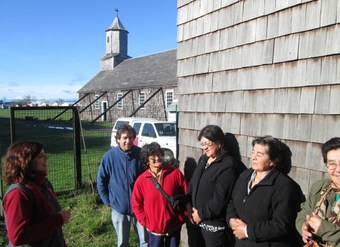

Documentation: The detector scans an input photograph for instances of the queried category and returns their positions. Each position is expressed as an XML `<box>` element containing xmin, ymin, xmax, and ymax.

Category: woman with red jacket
<box><xmin>3</xmin><ymin>141</ymin><xmax>71</xmax><ymax>246</ymax></box>
<box><xmin>132</xmin><ymin>142</ymin><xmax>187</xmax><ymax>247</ymax></box>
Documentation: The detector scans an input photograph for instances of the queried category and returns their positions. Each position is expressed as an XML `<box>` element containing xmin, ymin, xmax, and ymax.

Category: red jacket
<box><xmin>3</xmin><ymin>177</ymin><xmax>64</xmax><ymax>246</ymax></box>
<box><xmin>132</xmin><ymin>165</ymin><xmax>188</xmax><ymax>234</ymax></box>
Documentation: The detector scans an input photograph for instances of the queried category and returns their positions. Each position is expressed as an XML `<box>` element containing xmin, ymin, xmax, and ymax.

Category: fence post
<box><xmin>73</xmin><ymin>108</ymin><xmax>82</xmax><ymax>189</ymax></box>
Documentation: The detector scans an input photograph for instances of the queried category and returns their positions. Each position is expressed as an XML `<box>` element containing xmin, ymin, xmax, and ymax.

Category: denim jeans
<box><xmin>111</xmin><ymin>209</ymin><xmax>148</xmax><ymax>247</ymax></box>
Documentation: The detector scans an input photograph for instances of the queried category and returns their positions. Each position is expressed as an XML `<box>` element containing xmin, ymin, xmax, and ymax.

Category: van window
<box><xmin>114</xmin><ymin>120</ymin><xmax>129</xmax><ymax>129</ymax></box>
<box><xmin>142</xmin><ymin>123</ymin><xmax>156</xmax><ymax>138</ymax></box>
<box><xmin>133</xmin><ymin>122</ymin><xmax>142</xmax><ymax>134</ymax></box>
<box><xmin>155</xmin><ymin>123</ymin><xmax>176</xmax><ymax>136</ymax></box>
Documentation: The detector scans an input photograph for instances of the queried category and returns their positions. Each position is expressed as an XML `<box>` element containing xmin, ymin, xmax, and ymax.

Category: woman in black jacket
<box><xmin>227</xmin><ymin>135</ymin><xmax>305</xmax><ymax>247</ymax></box>
<box><xmin>186</xmin><ymin>125</ymin><xmax>243</xmax><ymax>247</ymax></box>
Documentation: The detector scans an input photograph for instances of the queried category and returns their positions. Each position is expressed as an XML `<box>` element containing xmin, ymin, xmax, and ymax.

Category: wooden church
<box><xmin>78</xmin><ymin>13</ymin><xmax>178</xmax><ymax>122</ymax></box>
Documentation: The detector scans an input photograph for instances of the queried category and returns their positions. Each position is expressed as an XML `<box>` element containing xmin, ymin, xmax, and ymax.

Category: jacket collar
<box><xmin>241</xmin><ymin>168</ymin><xmax>280</xmax><ymax>186</ymax></box>
<box><xmin>145</xmin><ymin>164</ymin><xmax>174</xmax><ymax>178</ymax></box>
<box><xmin>199</xmin><ymin>153</ymin><xmax>226</xmax><ymax>166</ymax></box>
<box><xmin>116</xmin><ymin>145</ymin><xmax>137</xmax><ymax>155</ymax></box>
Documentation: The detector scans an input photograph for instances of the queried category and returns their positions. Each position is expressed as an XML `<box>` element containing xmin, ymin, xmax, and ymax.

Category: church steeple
<box><xmin>101</xmin><ymin>9</ymin><xmax>130</xmax><ymax>71</ymax></box>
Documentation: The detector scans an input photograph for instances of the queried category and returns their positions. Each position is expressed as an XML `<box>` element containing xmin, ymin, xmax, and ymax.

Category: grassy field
<box><xmin>0</xmin><ymin>108</ymin><xmax>134</xmax><ymax>246</ymax></box>
<box><xmin>0</xmin><ymin>109</ymin><xmax>9</xmax><ymax>118</ymax></box>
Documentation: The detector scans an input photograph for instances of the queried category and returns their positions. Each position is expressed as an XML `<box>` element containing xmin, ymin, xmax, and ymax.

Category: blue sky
<box><xmin>0</xmin><ymin>0</ymin><xmax>178</xmax><ymax>101</ymax></box>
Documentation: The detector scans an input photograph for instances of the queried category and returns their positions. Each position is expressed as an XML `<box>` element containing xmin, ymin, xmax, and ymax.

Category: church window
<box><xmin>117</xmin><ymin>93</ymin><xmax>123</xmax><ymax>109</ymax></box>
<box><xmin>139</xmin><ymin>91</ymin><xmax>145</xmax><ymax>109</ymax></box>
<box><xmin>165</xmin><ymin>90</ymin><xmax>174</xmax><ymax>107</ymax></box>
<box><xmin>94</xmin><ymin>95</ymin><xmax>100</xmax><ymax>110</ymax></box>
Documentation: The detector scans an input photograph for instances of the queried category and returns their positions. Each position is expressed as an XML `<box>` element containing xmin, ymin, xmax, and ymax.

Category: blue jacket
<box><xmin>97</xmin><ymin>145</ymin><xmax>144</xmax><ymax>215</ymax></box>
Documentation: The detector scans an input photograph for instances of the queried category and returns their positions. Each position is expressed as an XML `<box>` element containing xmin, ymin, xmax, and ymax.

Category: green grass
<box><xmin>0</xmin><ymin>109</ymin><xmax>9</xmax><ymax>118</ymax></box>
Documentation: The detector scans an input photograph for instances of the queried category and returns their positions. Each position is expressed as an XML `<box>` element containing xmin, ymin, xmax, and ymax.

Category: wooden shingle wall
<box><xmin>177</xmin><ymin>0</ymin><xmax>340</xmax><ymax>194</ymax></box>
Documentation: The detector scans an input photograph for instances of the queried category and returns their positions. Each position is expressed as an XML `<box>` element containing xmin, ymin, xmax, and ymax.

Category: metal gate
<box><xmin>9</xmin><ymin>106</ymin><xmax>82</xmax><ymax>192</ymax></box>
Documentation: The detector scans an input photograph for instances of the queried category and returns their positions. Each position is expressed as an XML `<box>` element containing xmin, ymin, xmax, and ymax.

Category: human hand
<box><xmin>301</xmin><ymin>215</ymin><xmax>313</xmax><ymax>243</ymax></box>
<box><xmin>307</xmin><ymin>213</ymin><xmax>322</xmax><ymax>234</ymax></box>
<box><xmin>230</xmin><ymin>218</ymin><xmax>247</xmax><ymax>240</ymax></box>
<box><xmin>59</xmin><ymin>209</ymin><xmax>71</xmax><ymax>224</ymax></box>
<box><xmin>191</xmin><ymin>207</ymin><xmax>201</xmax><ymax>225</ymax></box>
<box><xmin>229</xmin><ymin>218</ymin><xmax>238</xmax><ymax>228</ymax></box>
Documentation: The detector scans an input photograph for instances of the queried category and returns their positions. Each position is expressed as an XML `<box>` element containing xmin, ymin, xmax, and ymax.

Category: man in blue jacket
<box><xmin>97</xmin><ymin>124</ymin><xmax>147</xmax><ymax>247</ymax></box>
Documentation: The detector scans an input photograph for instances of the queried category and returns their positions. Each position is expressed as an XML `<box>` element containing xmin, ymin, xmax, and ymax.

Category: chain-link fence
<box><xmin>0</xmin><ymin>107</ymin><xmax>112</xmax><ymax>197</ymax></box>
<box><xmin>78</xmin><ymin>120</ymin><xmax>112</xmax><ymax>189</ymax></box>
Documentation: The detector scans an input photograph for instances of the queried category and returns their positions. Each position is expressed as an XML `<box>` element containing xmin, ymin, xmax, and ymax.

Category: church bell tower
<box><xmin>101</xmin><ymin>9</ymin><xmax>130</xmax><ymax>70</ymax></box>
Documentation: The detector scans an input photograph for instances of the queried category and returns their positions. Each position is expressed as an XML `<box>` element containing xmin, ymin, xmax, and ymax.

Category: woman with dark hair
<box><xmin>132</xmin><ymin>142</ymin><xmax>187</xmax><ymax>247</ymax></box>
<box><xmin>227</xmin><ymin>135</ymin><xmax>305</xmax><ymax>246</ymax></box>
<box><xmin>2</xmin><ymin>141</ymin><xmax>71</xmax><ymax>246</ymax></box>
<box><xmin>296</xmin><ymin>137</ymin><xmax>340</xmax><ymax>246</ymax></box>
<box><xmin>186</xmin><ymin>125</ymin><xmax>241</xmax><ymax>246</ymax></box>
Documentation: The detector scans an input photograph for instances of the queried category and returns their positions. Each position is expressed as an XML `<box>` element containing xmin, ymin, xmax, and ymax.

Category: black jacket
<box><xmin>188</xmin><ymin>154</ymin><xmax>239</xmax><ymax>228</ymax></box>
<box><xmin>227</xmin><ymin>168</ymin><xmax>305</xmax><ymax>247</ymax></box>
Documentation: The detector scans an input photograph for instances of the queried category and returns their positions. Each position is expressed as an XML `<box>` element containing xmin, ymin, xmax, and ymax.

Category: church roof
<box><xmin>78</xmin><ymin>49</ymin><xmax>177</xmax><ymax>93</ymax></box>
<box><xmin>106</xmin><ymin>16</ymin><xmax>128</xmax><ymax>32</ymax></box>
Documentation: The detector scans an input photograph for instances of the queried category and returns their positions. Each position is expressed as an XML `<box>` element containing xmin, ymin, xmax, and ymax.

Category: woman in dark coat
<box><xmin>227</xmin><ymin>135</ymin><xmax>305</xmax><ymax>247</ymax></box>
<box><xmin>186</xmin><ymin>125</ymin><xmax>242</xmax><ymax>247</ymax></box>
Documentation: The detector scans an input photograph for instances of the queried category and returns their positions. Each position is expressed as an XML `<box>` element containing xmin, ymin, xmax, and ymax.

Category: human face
<box><xmin>251</xmin><ymin>144</ymin><xmax>273</xmax><ymax>173</ymax></box>
<box><xmin>117</xmin><ymin>131</ymin><xmax>135</xmax><ymax>151</ymax></box>
<box><xmin>200</xmin><ymin>137</ymin><xmax>220</xmax><ymax>158</ymax></box>
<box><xmin>148</xmin><ymin>153</ymin><xmax>164</xmax><ymax>173</ymax></box>
<box><xmin>326</xmin><ymin>148</ymin><xmax>340</xmax><ymax>187</ymax></box>
<box><xmin>31</xmin><ymin>149</ymin><xmax>48</xmax><ymax>174</ymax></box>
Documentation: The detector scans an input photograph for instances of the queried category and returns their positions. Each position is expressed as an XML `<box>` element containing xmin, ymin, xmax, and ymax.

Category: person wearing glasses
<box><xmin>186</xmin><ymin>125</ymin><xmax>243</xmax><ymax>246</ymax></box>
<box><xmin>296</xmin><ymin>137</ymin><xmax>340</xmax><ymax>247</ymax></box>
<box><xmin>132</xmin><ymin>142</ymin><xmax>187</xmax><ymax>247</ymax></box>
<box><xmin>227</xmin><ymin>135</ymin><xmax>305</xmax><ymax>246</ymax></box>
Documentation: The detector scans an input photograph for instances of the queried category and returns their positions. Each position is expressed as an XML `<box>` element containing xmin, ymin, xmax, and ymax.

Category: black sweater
<box><xmin>188</xmin><ymin>154</ymin><xmax>239</xmax><ymax>228</ymax></box>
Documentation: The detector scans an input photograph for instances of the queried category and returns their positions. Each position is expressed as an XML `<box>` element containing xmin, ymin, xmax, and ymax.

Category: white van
<box><xmin>110</xmin><ymin>117</ymin><xmax>177</xmax><ymax>159</ymax></box>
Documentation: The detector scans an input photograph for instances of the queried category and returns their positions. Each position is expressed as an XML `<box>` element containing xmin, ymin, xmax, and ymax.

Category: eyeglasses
<box><xmin>149</xmin><ymin>156</ymin><xmax>163</xmax><ymax>162</ymax></box>
<box><xmin>326</xmin><ymin>161</ymin><xmax>340</xmax><ymax>170</ymax></box>
<box><xmin>200</xmin><ymin>142</ymin><xmax>214</xmax><ymax>148</ymax></box>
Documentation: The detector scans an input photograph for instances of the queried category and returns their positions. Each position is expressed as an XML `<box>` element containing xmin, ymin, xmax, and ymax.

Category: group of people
<box><xmin>2</xmin><ymin>123</ymin><xmax>339</xmax><ymax>247</ymax></box>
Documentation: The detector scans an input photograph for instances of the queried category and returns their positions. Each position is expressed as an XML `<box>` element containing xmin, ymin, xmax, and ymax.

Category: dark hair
<box><xmin>252</xmin><ymin>135</ymin><xmax>292</xmax><ymax>175</ymax></box>
<box><xmin>115</xmin><ymin>124</ymin><xmax>136</xmax><ymax>141</ymax></box>
<box><xmin>321</xmin><ymin>137</ymin><xmax>340</xmax><ymax>163</ymax></box>
<box><xmin>140</xmin><ymin>142</ymin><xmax>164</xmax><ymax>166</ymax></box>
<box><xmin>198</xmin><ymin>125</ymin><xmax>226</xmax><ymax>157</ymax></box>
<box><xmin>3</xmin><ymin>141</ymin><xmax>43</xmax><ymax>185</ymax></box>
